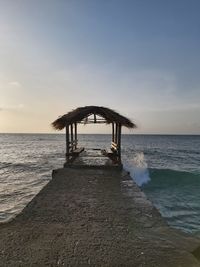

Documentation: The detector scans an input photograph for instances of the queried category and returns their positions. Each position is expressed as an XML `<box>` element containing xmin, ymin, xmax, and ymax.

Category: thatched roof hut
<box><xmin>52</xmin><ymin>106</ymin><xmax>136</xmax><ymax>130</ymax></box>
<box><xmin>52</xmin><ymin>106</ymin><xmax>136</xmax><ymax>167</ymax></box>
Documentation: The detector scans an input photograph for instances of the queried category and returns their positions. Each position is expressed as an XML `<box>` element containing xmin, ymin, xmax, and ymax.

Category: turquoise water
<box><xmin>122</xmin><ymin>135</ymin><xmax>200</xmax><ymax>234</ymax></box>
<box><xmin>0</xmin><ymin>134</ymin><xmax>200</xmax><ymax>235</ymax></box>
<box><xmin>143</xmin><ymin>168</ymin><xmax>200</xmax><ymax>234</ymax></box>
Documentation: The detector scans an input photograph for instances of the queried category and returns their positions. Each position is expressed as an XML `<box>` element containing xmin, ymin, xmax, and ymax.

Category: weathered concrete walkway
<box><xmin>0</xmin><ymin>168</ymin><xmax>200</xmax><ymax>267</ymax></box>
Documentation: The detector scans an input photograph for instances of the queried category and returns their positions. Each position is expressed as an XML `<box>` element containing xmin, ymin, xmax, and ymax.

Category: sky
<box><xmin>0</xmin><ymin>0</ymin><xmax>200</xmax><ymax>134</ymax></box>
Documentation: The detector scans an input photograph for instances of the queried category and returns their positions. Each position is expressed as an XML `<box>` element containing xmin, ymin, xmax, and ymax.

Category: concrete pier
<box><xmin>0</xmin><ymin>168</ymin><xmax>199</xmax><ymax>266</ymax></box>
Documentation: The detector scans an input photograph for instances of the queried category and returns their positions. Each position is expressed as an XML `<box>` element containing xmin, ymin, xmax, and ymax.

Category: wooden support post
<box><xmin>115</xmin><ymin>123</ymin><xmax>118</xmax><ymax>144</ymax></box>
<box><xmin>118</xmin><ymin>124</ymin><xmax>121</xmax><ymax>164</ymax></box>
<box><xmin>70</xmin><ymin>124</ymin><xmax>73</xmax><ymax>151</ymax></box>
<box><xmin>112</xmin><ymin>123</ymin><xmax>114</xmax><ymax>143</ymax></box>
<box><xmin>75</xmin><ymin>123</ymin><xmax>77</xmax><ymax>149</ymax></box>
<box><xmin>66</xmin><ymin>125</ymin><xmax>69</xmax><ymax>162</ymax></box>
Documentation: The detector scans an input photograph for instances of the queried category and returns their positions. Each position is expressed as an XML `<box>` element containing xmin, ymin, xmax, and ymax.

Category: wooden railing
<box><xmin>111</xmin><ymin>142</ymin><xmax>118</xmax><ymax>153</ymax></box>
<box><xmin>69</xmin><ymin>140</ymin><xmax>78</xmax><ymax>151</ymax></box>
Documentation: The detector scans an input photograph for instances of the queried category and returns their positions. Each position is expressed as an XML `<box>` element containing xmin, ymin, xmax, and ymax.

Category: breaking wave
<box><xmin>123</xmin><ymin>152</ymin><xmax>151</xmax><ymax>186</ymax></box>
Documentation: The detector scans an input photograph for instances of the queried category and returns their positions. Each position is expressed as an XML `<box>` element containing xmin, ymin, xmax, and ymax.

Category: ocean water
<box><xmin>0</xmin><ymin>134</ymin><xmax>200</xmax><ymax>235</ymax></box>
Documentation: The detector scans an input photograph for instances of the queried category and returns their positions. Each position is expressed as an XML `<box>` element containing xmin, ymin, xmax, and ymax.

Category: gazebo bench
<box><xmin>66</xmin><ymin>147</ymin><xmax>84</xmax><ymax>156</ymax></box>
<box><xmin>101</xmin><ymin>149</ymin><xmax>119</xmax><ymax>164</ymax></box>
<box><xmin>72</xmin><ymin>147</ymin><xmax>84</xmax><ymax>155</ymax></box>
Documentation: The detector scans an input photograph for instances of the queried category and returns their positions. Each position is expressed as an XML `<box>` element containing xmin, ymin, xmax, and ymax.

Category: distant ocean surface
<box><xmin>0</xmin><ymin>134</ymin><xmax>200</xmax><ymax>235</ymax></box>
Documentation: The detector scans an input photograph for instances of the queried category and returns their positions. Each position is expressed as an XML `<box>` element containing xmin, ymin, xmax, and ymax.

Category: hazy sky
<box><xmin>0</xmin><ymin>0</ymin><xmax>200</xmax><ymax>134</ymax></box>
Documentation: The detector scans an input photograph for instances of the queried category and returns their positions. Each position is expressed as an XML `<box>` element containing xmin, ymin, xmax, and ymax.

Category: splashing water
<box><xmin>123</xmin><ymin>152</ymin><xmax>150</xmax><ymax>186</ymax></box>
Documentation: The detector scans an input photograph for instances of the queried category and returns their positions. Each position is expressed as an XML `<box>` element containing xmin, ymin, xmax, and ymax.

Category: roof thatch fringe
<box><xmin>52</xmin><ymin>106</ymin><xmax>136</xmax><ymax>130</ymax></box>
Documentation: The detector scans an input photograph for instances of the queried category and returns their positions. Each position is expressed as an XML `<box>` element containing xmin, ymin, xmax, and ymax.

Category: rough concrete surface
<box><xmin>0</xmin><ymin>168</ymin><xmax>199</xmax><ymax>267</ymax></box>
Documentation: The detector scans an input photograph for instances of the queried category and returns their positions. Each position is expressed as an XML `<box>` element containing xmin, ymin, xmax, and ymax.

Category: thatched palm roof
<box><xmin>52</xmin><ymin>106</ymin><xmax>136</xmax><ymax>130</ymax></box>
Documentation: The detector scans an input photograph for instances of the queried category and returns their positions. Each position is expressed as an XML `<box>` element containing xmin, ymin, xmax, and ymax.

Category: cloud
<box><xmin>8</xmin><ymin>81</ymin><xmax>22</xmax><ymax>87</ymax></box>
<box><xmin>0</xmin><ymin>104</ymin><xmax>24</xmax><ymax>111</ymax></box>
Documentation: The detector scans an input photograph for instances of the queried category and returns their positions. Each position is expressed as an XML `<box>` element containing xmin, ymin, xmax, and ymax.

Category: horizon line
<box><xmin>0</xmin><ymin>132</ymin><xmax>200</xmax><ymax>136</ymax></box>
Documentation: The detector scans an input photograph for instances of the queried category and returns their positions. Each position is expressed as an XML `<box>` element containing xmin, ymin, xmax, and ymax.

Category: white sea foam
<box><xmin>123</xmin><ymin>152</ymin><xmax>150</xmax><ymax>186</ymax></box>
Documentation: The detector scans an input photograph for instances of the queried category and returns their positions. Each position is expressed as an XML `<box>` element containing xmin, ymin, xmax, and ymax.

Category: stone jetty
<box><xmin>0</xmin><ymin>168</ymin><xmax>199</xmax><ymax>267</ymax></box>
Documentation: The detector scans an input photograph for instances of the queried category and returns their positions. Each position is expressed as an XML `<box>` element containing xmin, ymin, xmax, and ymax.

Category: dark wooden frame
<box><xmin>65</xmin><ymin>114</ymin><xmax>122</xmax><ymax>165</ymax></box>
<box><xmin>110</xmin><ymin>122</ymin><xmax>121</xmax><ymax>164</ymax></box>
